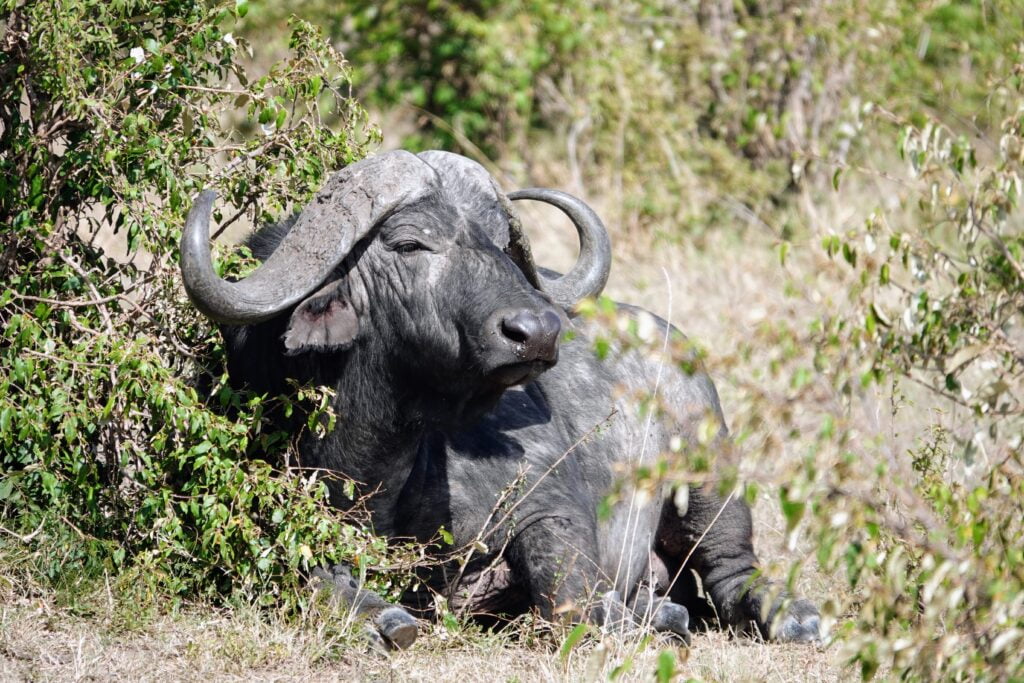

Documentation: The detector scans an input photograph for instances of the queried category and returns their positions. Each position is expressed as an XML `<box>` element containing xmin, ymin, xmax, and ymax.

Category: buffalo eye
<box><xmin>392</xmin><ymin>240</ymin><xmax>429</xmax><ymax>254</ymax></box>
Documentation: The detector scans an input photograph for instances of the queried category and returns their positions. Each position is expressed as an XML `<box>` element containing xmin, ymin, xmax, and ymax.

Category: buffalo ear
<box><xmin>283</xmin><ymin>279</ymin><xmax>359</xmax><ymax>354</ymax></box>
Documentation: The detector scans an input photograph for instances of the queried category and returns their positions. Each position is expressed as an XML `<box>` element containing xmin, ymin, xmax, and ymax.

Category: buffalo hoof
<box><xmin>771</xmin><ymin>598</ymin><xmax>821</xmax><ymax>643</ymax></box>
<box><xmin>374</xmin><ymin>606</ymin><xmax>418</xmax><ymax>650</ymax></box>
<box><xmin>650</xmin><ymin>600</ymin><xmax>691</xmax><ymax>646</ymax></box>
<box><xmin>310</xmin><ymin>564</ymin><xmax>419</xmax><ymax>650</ymax></box>
<box><xmin>597</xmin><ymin>590</ymin><xmax>635</xmax><ymax>633</ymax></box>
<box><xmin>362</xmin><ymin>624</ymin><xmax>390</xmax><ymax>654</ymax></box>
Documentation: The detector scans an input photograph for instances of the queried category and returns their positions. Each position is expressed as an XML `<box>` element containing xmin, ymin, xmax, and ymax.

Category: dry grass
<box><xmin>0</xmin><ymin>582</ymin><xmax>842</xmax><ymax>682</ymax></box>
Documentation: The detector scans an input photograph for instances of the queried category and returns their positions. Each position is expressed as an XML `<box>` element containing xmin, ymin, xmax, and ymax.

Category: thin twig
<box><xmin>0</xmin><ymin>520</ymin><xmax>45</xmax><ymax>543</ymax></box>
<box><xmin>22</xmin><ymin>348</ymin><xmax>115</xmax><ymax>369</ymax></box>
<box><xmin>56</xmin><ymin>252</ymin><xmax>114</xmax><ymax>336</ymax></box>
<box><xmin>211</xmin><ymin>197</ymin><xmax>255</xmax><ymax>240</ymax></box>
<box><xmin>14</xmin><ymin>283</ymin><xmax>148</xmax><ymax>308</ymax></box>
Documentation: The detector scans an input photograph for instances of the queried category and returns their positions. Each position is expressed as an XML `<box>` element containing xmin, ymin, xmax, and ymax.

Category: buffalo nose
<box><xmin>499</xmin><ymin>309</ymin><xmax>561</xmax><ymax>361</ymax></box>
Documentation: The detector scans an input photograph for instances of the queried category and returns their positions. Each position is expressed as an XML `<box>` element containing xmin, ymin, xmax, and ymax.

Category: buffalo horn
<box><xmin>180</xmin><ymin>151</ymin><xmax>435</xmax><ymax>325</ymax></box>
<box><xmin>508</xmin><ymin>188</ymin><xmax>612</xmax><ymax>307</ymax></box>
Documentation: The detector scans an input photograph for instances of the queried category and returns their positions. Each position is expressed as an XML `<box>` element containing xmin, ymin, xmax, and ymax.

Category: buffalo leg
<box><xmin>507</xmin><ymin>514</ymin><xmax>686</xmax><ymax>636</ymax></box>
<box><xmin>311</xmin><ymin>563</ymin><xmax>419</xmax><ymax>649</ymax></box>
<box><xmin>655</xmin><ymin>485</ymin><xmax>820</xmax><ymax>642</ymax></box>
<box><xmin>507</xmin><ymin>514</ymin><xmax>615</xmax><ymax>625</ymax></box>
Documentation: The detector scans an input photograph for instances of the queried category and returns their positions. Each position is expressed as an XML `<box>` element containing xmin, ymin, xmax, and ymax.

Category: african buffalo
<box><xmin>180</xmin><ymin>150</ymin><xmax>820</xmax><ymax>649</ymax></box>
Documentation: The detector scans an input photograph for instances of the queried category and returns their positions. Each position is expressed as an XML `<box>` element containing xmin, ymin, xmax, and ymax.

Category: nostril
<box><xmin>500</xmin><ymin>311</ymin><xmax>541</xmax><ymax>345</ymax></box>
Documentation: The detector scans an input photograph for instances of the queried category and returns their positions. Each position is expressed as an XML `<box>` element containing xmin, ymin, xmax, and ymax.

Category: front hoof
<box><xmin>651</xmin><ymin>601</ymin><xmax>691</xmax><ymax>646</ymax></box>
<box><xmin>362</xmin><ymin>624</ymin><xmax>390</xmax><ymax>654</ymax></box>
<box><xmin>771</xmin><ymin>599</ymin><xmax>821</xmax><ymax>643</ymax></box>
<box><xmin>374</xmin><ymin>606</ymin><xmax>418</xmax><ymax>650</ymax></box>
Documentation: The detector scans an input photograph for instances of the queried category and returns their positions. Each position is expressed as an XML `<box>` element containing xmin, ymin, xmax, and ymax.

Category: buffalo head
<box><xmin>181</xmin><ymin>151</ymin><xmax>610</xmax><ymax>414</ymax></box>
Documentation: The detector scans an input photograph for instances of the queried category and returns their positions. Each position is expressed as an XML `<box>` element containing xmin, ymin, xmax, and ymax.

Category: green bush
<box><xmin>0</xmin><ymin>0</ymin><xmax>400</xmax><ymax>606</ymax></box>
<box><xmin>246</xmin><ymin>1</ymin><xmax>900</xmax><ymax>232</ymax></box>
<box><xmin>244</xmin><ymin>0</ymin><xmax>587</xmax><ymax>153</ymax></box>
<box><xmin>243</xmin><ymin>1</ymin><xmax>1021</xmax><ymax>239</ymax></box>
<box><xmin>881</xmin><ymin>0</ymin><xmax>1023</xmax><ymax>129</ymax></box>
<box><xmin>589</xmin><ymin>27</ymin><xmax>1024</xmax><ymax>680</ymax></box>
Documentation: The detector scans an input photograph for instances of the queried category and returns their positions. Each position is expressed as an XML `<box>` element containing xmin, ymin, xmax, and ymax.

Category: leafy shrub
<box><xmin>244</xmin><ymin>0</ymin><xmax>587</xmax><ymax>153</ymax></box>
<box><xmin>246</xmin><ymin>0</ymin><xmax>899</xmax><ymax>232</ymax></box>
<box><xmin>589</xmin><ymin>29</ymin><xmax>1024</xmax><ymax>681</ymax></box>
<box><xmin>244</xmin><ymin>1</ymin><xmax>1022</xmax><ymax>239</ymax></box>
<box><xmin>828</xmin><ymin>46</ymin><xmax>1024</xmax><ymax>677</ymax></box>
<box><xmin>881</xmin><ymin>0</ymin><xmax>1023</xmax><ymax>129</ymax></box>
<box><xmin>748</xmin><ymin>42</ymin><xmax>1024</xmax><ymax>680</ymax></box>
<box><xmin>0</xmin><ymin>0</ymin><xmax>401</xmax><ymax>605</ymax></box>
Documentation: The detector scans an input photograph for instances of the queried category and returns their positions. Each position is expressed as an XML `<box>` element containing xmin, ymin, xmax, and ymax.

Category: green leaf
<box><xmin>780</xmin><ymin>492</ymin><xmax>805</xmax><ymax>532</ymax></box>
<box><xmin>441</xmin><ymin>611</ymin><xmax>459</xmax><ymax>631</ymax></box>
<box><xmin>656</xmin><ymin>650</ymin><xmax>677</xmax><ymax>683</ymax></box>
<box><xmin>0</xmin><ymin>476</ymin><xmax>14</xmax><ymax>501</ymax></box>
<box><xmin>944</xmin><ymin>373</ymin><xmax>960</xmax><ymax>392</ymax></box>
<box><xmin>559</xmin><ymin>623</ymin><xmax>589</xmax><ymax>661</ymax></box>
<box><xmin>778</xmin><ymin>241</ymin><xmax>790</xmax><ymax>267</ymax></box>
<box><xmin>842</xmin><ymin>242</ymin><xmax>857</xmax><ymax>267</ymax></box>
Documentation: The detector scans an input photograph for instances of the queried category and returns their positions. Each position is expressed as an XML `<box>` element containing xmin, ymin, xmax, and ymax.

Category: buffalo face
<box><xmin>286</xmin><ymin>193</ymin><xmax>564</xmax><ymax>402</ymax></box>
<box><xmin>364</xmin><ymin>199</ymin><xmax>564</xmax><ymax>388</ymax></box>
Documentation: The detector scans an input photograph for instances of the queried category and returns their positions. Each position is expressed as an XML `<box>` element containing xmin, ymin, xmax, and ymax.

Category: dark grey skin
<box><xmin>180</xmin><ymin>150</ymin><xmax>820</xmax><ymax>649</ymax></box>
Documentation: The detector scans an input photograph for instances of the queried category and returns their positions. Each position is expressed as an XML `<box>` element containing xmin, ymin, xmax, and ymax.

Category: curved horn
<box><xmin>181</xmin><ymin>151</ymin><xmax>436</xmax><ymax>325</ymax></box>
<box><xmin>508</xmin><ymin>188</ymin><xmax>611</xmax><ymax>307</ymax></box>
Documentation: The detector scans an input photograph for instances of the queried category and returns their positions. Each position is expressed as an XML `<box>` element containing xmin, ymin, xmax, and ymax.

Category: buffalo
<box><xmin>180</xmin><ymin>150</ymin><xmax>820</xmax><ymax>649</ymax></box>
